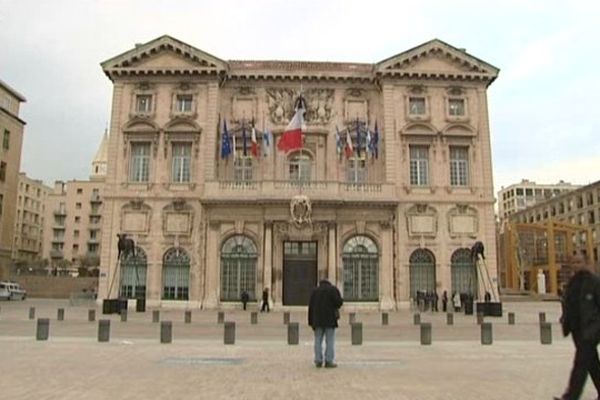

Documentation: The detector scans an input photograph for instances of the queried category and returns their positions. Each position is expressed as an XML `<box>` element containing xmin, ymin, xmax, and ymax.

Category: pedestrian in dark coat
<box><xmin>442</xmin><ymin>290</ymin><xmax>448</xmax><ymax>313</ymax></box>
<box><xmin>308</xmin><ymin>279</ymin><xmax>343</xmax><ymax>368</ymax></box>
<box><xmin>555</xmin><ymin>262</ymin><xmax>600</xmax><ymax>400</ymax></box>
<box><xmin>260</xmin><ymin>288</ymin><xmax>270</xmax><ymax>312</ymax></box>
<box><xmin>240</xmin><ymin>290</ymin><xmax>249</xmax><ymax>311</ymax></box>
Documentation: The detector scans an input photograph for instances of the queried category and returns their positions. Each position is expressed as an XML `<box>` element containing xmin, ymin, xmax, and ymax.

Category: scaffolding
<box><xmin>501</xmin><ymin>219</ymin><xmax>593</xmax><ymax>295</ymax></box>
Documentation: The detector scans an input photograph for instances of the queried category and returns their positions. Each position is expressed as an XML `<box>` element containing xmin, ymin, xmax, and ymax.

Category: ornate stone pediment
<box><xmin>375</xmin><ymin>39</ymin><xmax>499</xmax><ymax>81</ymax></box>
<box><xmin>101</xmin><ymin>35</ymin><xmax>228</xmax><ymax>80</ymax></box>
<box><xmin>406</xmin><ymin>204</ymin><xmax>438</xmax><ymax>237</ymax></box>
<box><xmin>447</xmin><ymin>204</ymin><xmax>478</xmax><ymax>238</ymax></box>
<box><xmin>266</xmin><ymin>88</ymin><xmax>334</xmax><ymax>125</ymax></box>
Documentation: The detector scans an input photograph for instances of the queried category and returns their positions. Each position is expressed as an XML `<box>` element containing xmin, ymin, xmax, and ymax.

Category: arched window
<box><xmin>119</xmin><ymin>247</ymin><xmax>147</xmax><ymax>299</ymax></box>
<box><xmin>162</xmin><ymin>248</ymin><xmax>190</xmax><ymax>300</ymax></box>
<box><xmin>451</xmin><ymin>248</ymin><xmax>477</xmax><ymax>296</ymax></box>
<box><xmin>221</xmin><ymin>235</ymin><xmax>257</xmax><ymax>301</ymax></box>
<box><xmin>346</xmin><ymin>155</ymin><xmax>367</xmax><ymax>183</ymax></box>
<box><xmin>288</xmin><ymin>152</ymin><xmax>312</xmax><ymax>182</ymax></box>
<box><xmin>409</xmin><ymin>249</ymin><xmax>436</xmax><ymax>298</ymax></box>
<box><xmin>342</xmin><ymin>235</ymin><xmax>378</xmax><ymax>301</ymax></box>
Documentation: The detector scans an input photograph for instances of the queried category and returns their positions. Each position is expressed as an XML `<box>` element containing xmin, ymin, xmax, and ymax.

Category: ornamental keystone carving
<box><xmin>290</xmin><ymin>195</ymin><xmax>312</xmax><ymax>227</ymax></box>
<box><xmin>266</xmin><ymin>88</ymin><xmax>334</xmax><ymax>125</ymax></box>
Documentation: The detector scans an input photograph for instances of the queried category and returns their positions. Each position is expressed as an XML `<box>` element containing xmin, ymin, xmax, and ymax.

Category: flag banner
<box><xmin>251</xmin><ymin>119</ymin><xmax>259</xmax><ymax>158</ymax></box>
<box><xmin>232</xmin><ymin>132</ymin><xmax>237</xmax><ymax>159</ymax></box>
<box><xmin>373</xmin><ymin>121</ymin><xmax>379</xmax><ymax>159</ymax></box>
<box><xmin>220</xmin><ymin>119</ymin><xmax>232</xmax><ymax>159</ymax></box>
<box><xmin>366</xmin><ymin>125</ymin><xmax>372</xmax><ymax>158</ymax></box>
<box><xmin>344</xmin><ymin>128</ymin><xmax>353</xmax><ymax>159</ymax></box>
<box><xmin>262</xmin><ymin>129</ymin><xmax>272</xmax><ymax>158</ymax></box>
<box><xmin>335</xmin><ymin>126</ymin><xmax>342</xmax><ymax>158</ymax></box>
<box><xmin>355</xmin><ymin>118</ymin><xmax>361</xmax><ymax>157</ymax></box>
<box><xmin>242</xmin><ymin>123</ymin><xmax>248</xmax><ymax>157</ymax></box>
<box><xmin>277</xmin><ymin>97</ymin><xmax>305</xmax><ymax>152</ymax></box>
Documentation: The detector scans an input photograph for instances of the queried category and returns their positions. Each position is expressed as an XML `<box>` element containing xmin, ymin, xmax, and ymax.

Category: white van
<box><xmin>0</xmin><ymin>282</ymin><xmax>26</xmax><ymax>300</ymax></box>
<box><xmin>0</xmin><ymin>282</ymin><xmax>9</xmax><ymax>300</ymax></box>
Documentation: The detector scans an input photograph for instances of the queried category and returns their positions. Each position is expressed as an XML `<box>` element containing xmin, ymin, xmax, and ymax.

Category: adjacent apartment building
<box><xmin>498</xmin><ymin>179</ymin><xmax>579</xmax><ymax>222</ymax></box>
<box><xmin>99</xmin><ymin>35</ymin><xmax>499</xmax><ymax>309</ymax></box>
<box><xmin>13</xmin><ymin>173</ymin><xmax>51</xmax><ymax>261</ymax></box>
<box><xmin>41</xmin><ymin>133</ymin><xmax>107</xmax><ymax>270</ymax></box>
<box><xmin>0</xmin><ymin>79</ymin><xmax>26</xmax><ymax>279</ymax></box>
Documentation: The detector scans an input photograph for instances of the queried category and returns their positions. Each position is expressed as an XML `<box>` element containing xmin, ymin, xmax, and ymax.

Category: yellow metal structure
<box><xmin>502</xmin><ymin>219</ymin><xmax>593</xmax><ymax>295</ymax></box>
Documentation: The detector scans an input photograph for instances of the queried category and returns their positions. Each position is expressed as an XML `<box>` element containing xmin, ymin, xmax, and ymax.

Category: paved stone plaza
<box><xmin>0</xmin><ymin>299</ymin><xmax>597</xmax><ymax>399</ymax></box>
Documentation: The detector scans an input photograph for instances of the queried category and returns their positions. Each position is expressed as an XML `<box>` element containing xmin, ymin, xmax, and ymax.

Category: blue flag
<box><xmin>373</xmin><ymin>121</ymin><xmax>379</xmax><ymax>159</ymax></box>
<box><xmin>221</xmin><ymin>119</ymin><xmax>231</xmax><ymax>159</ymax></box>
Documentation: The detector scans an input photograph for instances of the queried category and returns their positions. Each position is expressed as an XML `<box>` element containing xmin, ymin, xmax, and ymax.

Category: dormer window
<box><xmin>135</xmin><ymin>95</ymin><xmax>152</xmax><ymax>113</ymax></box>
<box><xmin>175</xmin><ymin>95</ymin><xmax>193</xmax><ymax>113</ymax></box>
<box><xmin>409</xmin><ymin>97</ymin><xmax>426</xmax><ymax>115</ymax></box>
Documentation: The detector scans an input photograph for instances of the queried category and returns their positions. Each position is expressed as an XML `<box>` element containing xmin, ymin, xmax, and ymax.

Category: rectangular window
<box><xmin>448</xmin><ymin>98</ymin><xmax>465</xmax><ymax>116</ymax></box>
<box><xmin>516</xmin><ymin>188</ymin><xmax>523</xmax><ymax>195</ymax></box>
<box><xmin>449</xmin><ymin>146</ymin><xmax>469</xmax><ymax>186</ymax></box>
<box><xmin>234</xmin><ymin>157</ymin><xmax>253</xmax><ymax>181</ymax></box>
<box><xmin>129</xmin><ymin>142</ymin><xmax>151</xmax><ymax>182</ymax></box>
<box><xmin>409</xmin><ymin>145</ymin><xmax>429</xmax><ymax>186</ymax></box>
<box><xmin>408</xmin><ymin>97</ymin><xmax>426</xmax><ymax>115</ymax></box>
<box><xmin>175</xmin><ymin>95</ymin><xmax>193</xmax><ymax>113</ymax></box>
<box><xmin>2</xmin><ymin>129</ymin><xmax>9</xmax><ymax>150</ymax></box>
<box><xmin>75</xmin><ymin>202</ymin><xmax>82</xmax><ymax>209</ymax></box>
<box><xmin>76</xmin><ymin>188</ymin><xmax>83</xmax><ymax>194</ymax></box>
<box><xmin>171</xmin><ymin>143</ymin><xmax>192</xmax><ymax>183</ymax></box>
<box><xmin>0</xmin><ymin>161</ymin><xmax>6</xmax><ymax>182</ymax></box>
<box><xmin>288</xmin><ymin>155</ymin><xmax>312</xmax><ymax>182</ymax></box>
<box><xmin>135</xmin><ymin>95</ymin><xmax>152</xmax><ymax>113</ymax></box>
<box><xmin>74</xmin><ymin>230</ymin><xmax>79</xmax><ymax>238</ymax></box>
<box><xmin>346</xmin><ymin>157</ymin><xmax>367</xmax><ymax>183</ymax></box>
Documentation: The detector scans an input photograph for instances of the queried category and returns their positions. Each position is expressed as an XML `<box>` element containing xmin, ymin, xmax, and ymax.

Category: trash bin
<box><xmin>464</xmin><ymin>297</ymin><xmax>474</xmax><ymax>315</ymax></box>
<box><xmin>117</xmin><ymin>299</ymin><xmax>128</xmax><ymax>314</ymax></box>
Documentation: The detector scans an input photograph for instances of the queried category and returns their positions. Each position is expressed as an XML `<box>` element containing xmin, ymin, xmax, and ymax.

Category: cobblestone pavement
<box><xmin>0</xmin><ymin>299</ymin><xmax>597</xmax><ymax>400</ymax></box>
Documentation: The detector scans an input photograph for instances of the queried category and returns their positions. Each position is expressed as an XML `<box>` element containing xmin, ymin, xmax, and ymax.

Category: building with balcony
<box><xmin>41</xmin><ymin>134</ymin><xmax>106</xmax><ymax>269</ymax></box>
<box><xmin>12</xmin><ymin>173</ymin><xmax>51</xmax><ymax>261</ymax></box>
<box><xmin>498</xmin><ymin>179</ymin><xmax>579</xmax><ymax>222</ymax></box>
<box><xmin>0</xmin><ymin>79</ymin><xmax>26</xmax><ymax>279</ymax></box>
<box><xmin>99</xmin><ymin>35</ymin><xmax>499</xmax><ymax>309</ymax></box>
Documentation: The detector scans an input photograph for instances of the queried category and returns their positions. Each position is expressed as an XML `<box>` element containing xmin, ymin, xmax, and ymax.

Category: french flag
<box><xmin>344</xmin><ymin>129</ymin><xmax>354</xmax><ymax>159</ymax></box>
<box><xmin>251</xmin><ymin>120</ymin><xmax>259</xmax><ymax>157</ymax></box>
<box><xmin>277</xmin><ymin>98</ymin><xmax>305</xmax><ymax>152</ymax></box>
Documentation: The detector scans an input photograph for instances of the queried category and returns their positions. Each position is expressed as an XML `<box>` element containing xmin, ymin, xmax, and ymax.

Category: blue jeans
<box><xmin>313</xmin><ymin>327</ymin><xmax>335</xmax><ymax>364</ymax></box>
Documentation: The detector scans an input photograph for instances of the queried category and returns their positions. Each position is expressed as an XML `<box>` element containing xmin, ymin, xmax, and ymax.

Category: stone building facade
<box><xmin>13</xmin><ymin>173</ymin><xmax>51</xmax><ymax>261</ymax></box>
<box><xmin>99</xmin><ymin>35</ymin><xmax>499</xmax><ymax>309</ymax></box>
<box><xmin>0</xmin><ymin>79</ymin><xmax>26</xmax><ymax>279</ymax></box>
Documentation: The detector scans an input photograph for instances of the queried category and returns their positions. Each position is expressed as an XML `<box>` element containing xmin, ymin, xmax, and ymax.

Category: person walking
<box><xmin>555</xmin><ymin>260</ymin><xmax>600</xmax><ymax>400</ymax></box>
<box><xmin>452</xmin><ymin>291</ymin><xmax>461</xmax><ymax>312</ymax></box>
<box><xmin>240</xmin><ymin>290</ymin><xmax>250</xmax><ymax>311</ymax></box>
<box><xmin>308</xmin><ymin>279</ymin><xmax>343</xmax><ymax>368</ymax></box>
<box><xmin>260</xmin><ymin>288</ymin><xmax>270</xmax><ymax>312</ymax></box>
<box><xmin>442</xmin><ymin>290</ymin><xmax>448</xmax><ymax>313</ymax></box>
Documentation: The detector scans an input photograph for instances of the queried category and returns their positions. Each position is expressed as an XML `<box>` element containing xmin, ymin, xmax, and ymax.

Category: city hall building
<box><xmin>98</xmin><ymin>35</ymin><xmax>499</xmax><ymax>309</ymax></box>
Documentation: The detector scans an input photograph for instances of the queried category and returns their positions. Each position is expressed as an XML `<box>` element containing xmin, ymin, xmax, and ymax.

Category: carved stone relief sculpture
<box><xmin>406</xmin><ymin>204</ymin><xmax>438</xmax><ymax>237</ymax></box>
<box><xmin>266</xmin><ymin>88</ymin><xmax>333</xmax><ymax>125</ymax></box>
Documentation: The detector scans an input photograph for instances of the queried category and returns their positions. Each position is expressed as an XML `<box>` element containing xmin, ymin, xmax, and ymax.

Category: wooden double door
<box><xmin>283</xmin><ymin>241</ymin><xmax>317</xmax><ymax>306</ymax></box>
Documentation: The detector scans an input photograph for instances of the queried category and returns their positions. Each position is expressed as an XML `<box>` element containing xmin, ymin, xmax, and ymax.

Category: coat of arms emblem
<box><xmin>290</xmin><ymin>195</ymin><xmax>312</xmax><ymax>227</ymax></box>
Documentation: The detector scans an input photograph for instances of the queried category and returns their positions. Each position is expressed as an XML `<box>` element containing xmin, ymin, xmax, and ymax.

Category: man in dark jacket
<box><xmin>308</xmin><ymin>279</ymin><xmax>343</xmax><ymax>368</ymax></box>
<box><xmin>555</xmin><ymin>261</ymin><xmax>600</xmax><ymax>400</ymax></box>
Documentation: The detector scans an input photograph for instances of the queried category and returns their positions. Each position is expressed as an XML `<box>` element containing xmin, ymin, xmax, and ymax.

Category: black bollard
<box><xmin>420</xmin><ymin>322</ymin><xmax>432</xmax><ymax>345</ymax></box>
<box><xmin>508</xmin><ymin>312</ymin><xmax>515</xmax><ymax>325</ymax></box>
<box><xmin>98</xmin><ymin>320</ymin><xmax>110</xmax><ymax>342</ymax></box>
<box><xmin>351</xmin><ymin>322</ymin><xmax>363</xmax><ymax>345</ymax></box>
<box><xmin>447</xmin><ymin>313</ymin><xmax>454</xmax><ymax>325</ymax></box>
<box><xmin>477</xmin><ymin>312</ymin><xmax>484</xmax><ymax>325</ymax></box>
<box><xmin>381</xmin><ymin>312</ymin><xmax>389</xmax><ymax>326</ymax></box>
<box><xmin>540</xmin><ymin>322</ymin><xmax>552</xmax><ymax>345</ymax></box>
<box><xmin>57</xmin><ymin>308</ymin><xmax>64</xmax><ymax>321</ymax></box>
<box><xmin>251</xmin><ymin>312</ymin><xmax>258</xmax><ymax>325</ymax></box>
<box><xmin>36</xmin><ymin>318</ymin><xmax>50</xmax><ymax>341</ymax></box>
<box><xmin>481</xmin><ymin>322</ymin><xmax>493</xmax><ymax>345</ymax></box>
<box><xmin>288</xmin><ymin>322</ymin><xmax>299</xmax><ymax>345</ymax></box>
<box><xmin>283</xmin><ymin>312</ymin><xmax>290</xmax><ymax>325</ymax></box>
<box><xmin>224</xmin><ymin>321</ymin><xmax>236</xmax><ymax>345</ymax></box>
<box><xmin>160</xmin><ymin>321</ymin><xmax>172</xmax><ymax>344</ymax></box>
<box><xmin>120</xmin><ymin>309</ymin><xmax>128</xmax><ymax>322</ymax></box>
<box><xmin>29</xmin><ymin>307</ymin><xmax>35</xmax><ymax>320</ymax></box>
<box><xmin>184</xmin><ymin>310</ymin><xmax>192</xmax><ymax>324</ymax></box>
<box><xmin>88</xmin><ymin>309</ymin><xmax>96</xmax><ymax>322</ymax></box>
<box><xmin>152</xmin><ymin>310</ymin><xmax>160</xmax><ymax>323</ymax></box>
<box><xmin>218</xmin><ymin>311</ymin><xmax>225</xmax><ymax>324</ymax></box>
<box><xmin>413</xmin><ymin>313</ymin><xmax>421</xmax><ymax>325</ymax></box>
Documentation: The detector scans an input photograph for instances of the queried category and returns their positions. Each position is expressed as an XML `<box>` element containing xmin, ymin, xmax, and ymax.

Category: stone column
<box><xmin>203</xmin><ymin>221</ymin><xmax>220</xmax><ymax>308</ymax></box>
<box><xmin>379</xmin><ymin>220</ymin><xmax>395</xmax><ymax>310</ymax></box>
<box><xmin>263</xmin><ymin>222</ymin><xmax>273</xmax><ymax>306</ymax></box>
<box><xmin>328</xmin><ymin>222</ymin><xmax>337</xmax><ymax>285</ymax></box>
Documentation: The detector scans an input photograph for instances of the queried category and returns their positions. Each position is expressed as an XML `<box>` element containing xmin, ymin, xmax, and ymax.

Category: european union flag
<box><xmin>221</xmin><ymin>120</ymin><xmax>231</xmax><ymax>159</ymax></box>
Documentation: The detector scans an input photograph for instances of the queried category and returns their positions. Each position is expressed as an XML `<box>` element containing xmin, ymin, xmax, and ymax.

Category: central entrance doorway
<box><xmin>283</xmin><ymin>241</ymin><xmax>317</xmax><ymax>306</ymax></box>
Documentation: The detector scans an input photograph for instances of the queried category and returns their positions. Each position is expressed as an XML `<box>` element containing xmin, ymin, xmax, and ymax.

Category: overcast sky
<box><xmin>1</xmin><ymin>0</ymin><xmax>599</xmax><ymax>192</ymax></box>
